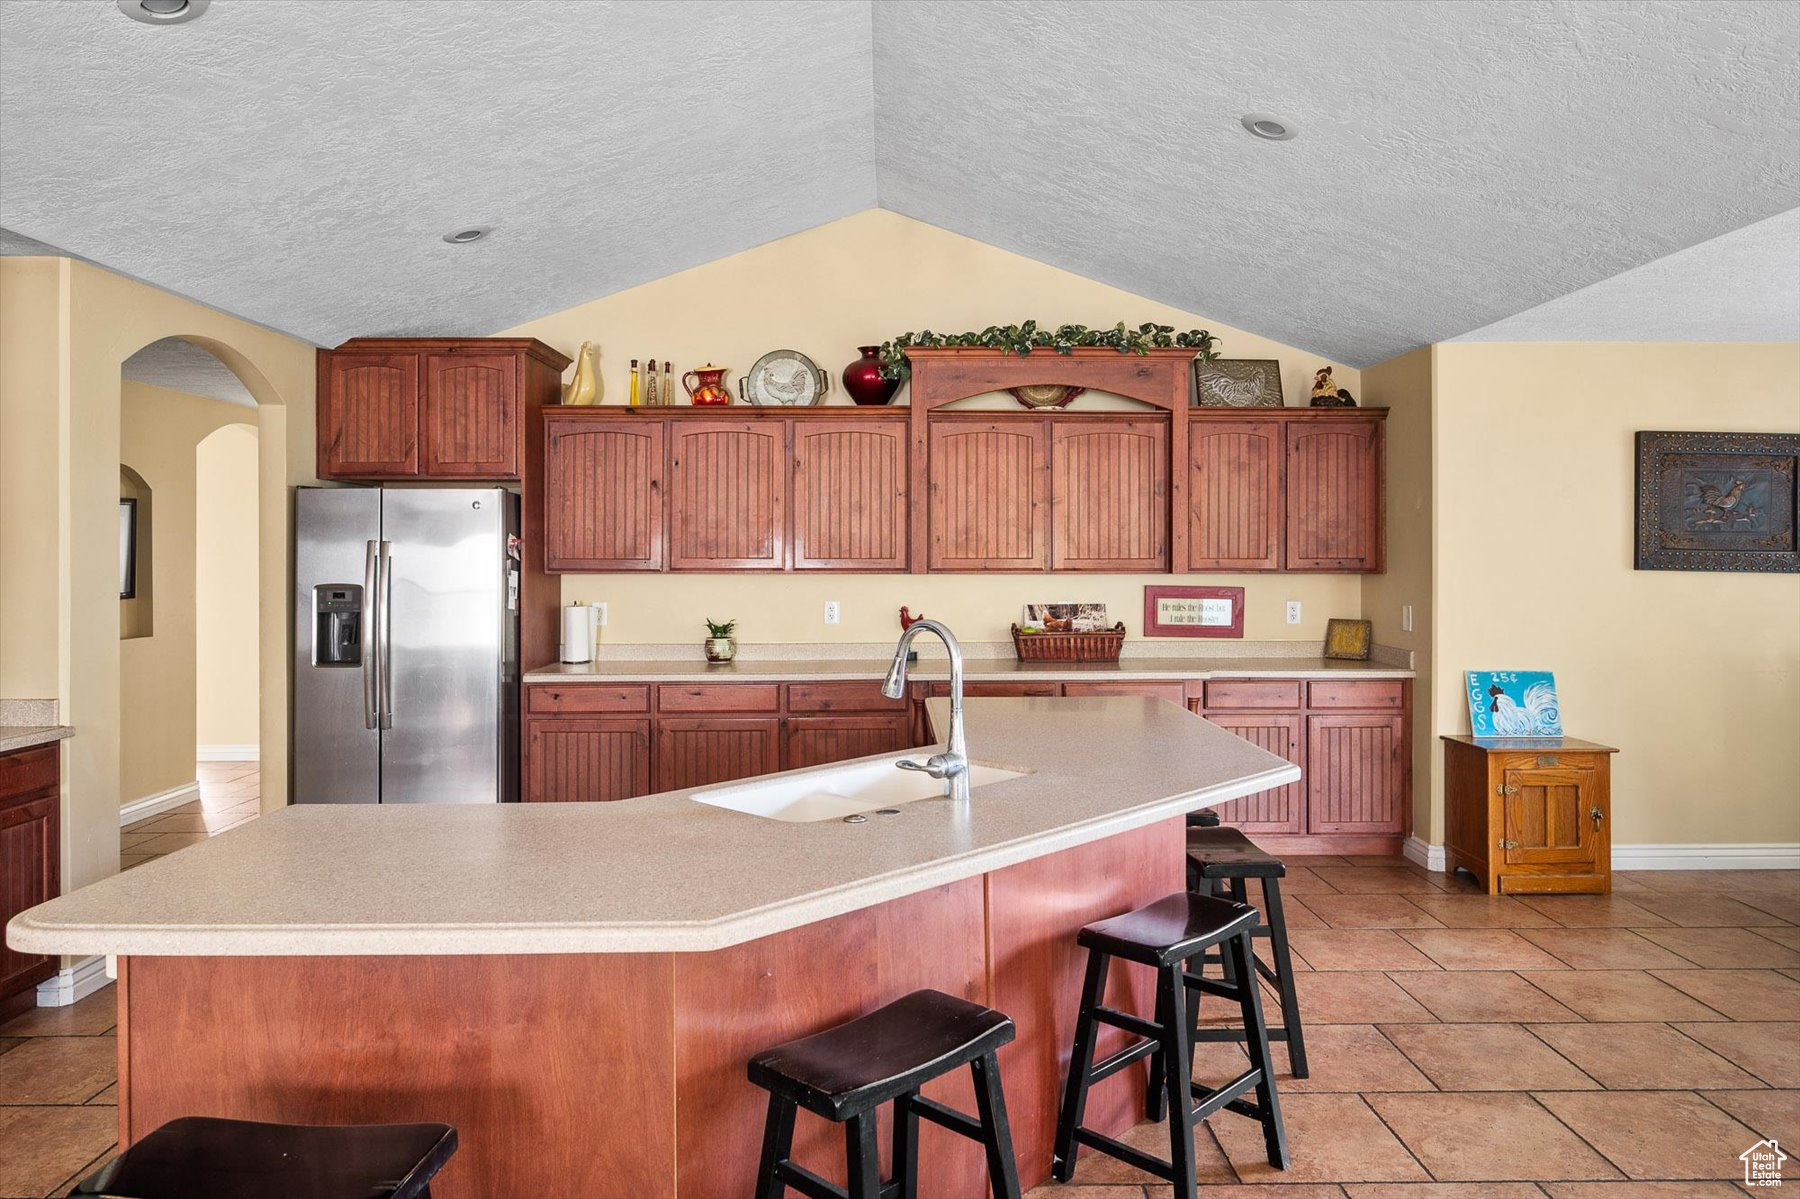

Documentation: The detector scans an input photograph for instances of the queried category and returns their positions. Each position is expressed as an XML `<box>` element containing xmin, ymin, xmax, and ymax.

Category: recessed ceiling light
<box><xmin>116</xmin><ymin>0</ymin><xmax>209</xmax><ymax>25</ymax></box>
<box><xmin>1240</xmin><ymin>113</ymin><xmax>1297</xmax><ymax>141</ymax></box>
<box><xmin>442</xmin><ymin>226</ymin><xmax>493</xmax><ymax>245</ymax></box>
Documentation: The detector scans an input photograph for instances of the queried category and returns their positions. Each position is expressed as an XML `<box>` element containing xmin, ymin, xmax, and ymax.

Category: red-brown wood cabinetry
<box><xmin>668</xmin><ymin>421</ymin><xmax>787</xmax><ymax>571</ymax></box>
<box><xmin>791</xmin><ymin>419</ymin><xmax>909</xmax><ymax>571</ymax></box>
<box><xmin>1</xmin><ymin>743</ymin><xmax>59</xmax><ymax>1020</ymax></box>
<box><xmin>318</xmin><ymin>351</ymin><xmax>419</xmax><ymax>478</ymax></box>
<box><xmin>1051</xmin><ymin>420</ymin><xmax>1169</xmax><ymax>572</ymax></box>
<box><xmin>927</xmin><ymin>419</ymin><xmax>1050</xmax><ymax>572</ymax></box>
<box><xmin>421</xmin><ymin>351</ymin><xmax>521</xmax><ymax>478</ymax></box>
<box><xmin>1187</xmin><ymin>419</ymin><xmax>1282</xmax><ymax>571</ymax></box>
<box><xmin>785</xmin><ymin>716</ymin><xmax>913</xmax><ymax>769</ymax></box>
<box><xmin>1306</xmin><ymin>713</ymin><xmax>1406</xmax><ymax>834</ymax></box>
<box><xmin>542</xmin><ymin>416</ymin><xmax>665</xmax><ymax>571</ymax></box>
<box><xmin>524</xmin><ymin>718</ymin><xmax>650</xmax><ymax>803</ymax></box>
<box><xmin>1198</xmin><ymin>711</ymin><xmax>1304</xmax><ymax>834</ymax></box>
<box><xmin>654</xmin><ymin>718</ymin><xmax>783</xmax><ymax>792</ymax></box>
<box><xmin>1285</xmin><ymin>416</ymin><xmax>1384</xmax><ymax>571</ymax></box>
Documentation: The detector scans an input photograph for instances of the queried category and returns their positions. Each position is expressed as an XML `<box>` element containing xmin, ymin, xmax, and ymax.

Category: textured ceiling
<box><xmin>1</xmin><ymin>0</ymin><xmax>1796</xmax><ymax>364</ymax></box>
<box><xmin>122</xmin><ymin>337</ymin><xmax>257</xmax><ymax>407</ymax></box>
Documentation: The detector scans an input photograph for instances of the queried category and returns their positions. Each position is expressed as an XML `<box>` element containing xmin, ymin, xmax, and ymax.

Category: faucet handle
<box><xmin>894</xmin><ymin>758</ymin><xmax>932</xmax><ymax>774</ymax></box>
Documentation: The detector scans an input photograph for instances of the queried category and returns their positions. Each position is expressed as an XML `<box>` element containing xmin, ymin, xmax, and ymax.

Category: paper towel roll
<box><xmin>560</xmin><ymin>604</ymin><xmax>593</xmax><ymax>664</ymax></box>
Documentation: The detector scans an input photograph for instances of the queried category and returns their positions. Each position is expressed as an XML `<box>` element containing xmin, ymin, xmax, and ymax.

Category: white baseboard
<box><xmin>35</xmin><ymin>955</ymin><xmax>111</xmax><ymax>1007</ymax></box>
<box><xmin>1402</xmin><ymin>838</ymin><xmax>1800</xmax><ymax>873</ymax></box>
<box><xmin>1612</xmin><ymin>843</ymin><xmax>1800</xmax><ymax>871</ymax></box>
<box><xmin>119</xmin><ymin>781</ymin><xmax>198</xmax><ymax>827</ymax></box>
<box><xmin>197</xmin><ymin>744</ymin><xmax>259</xmax><ymax>762</ymax></box>
<box><xmin>1403</xmin><ymin>836</ymin><xmax>1447</xmax><ymax>872</ymax></box>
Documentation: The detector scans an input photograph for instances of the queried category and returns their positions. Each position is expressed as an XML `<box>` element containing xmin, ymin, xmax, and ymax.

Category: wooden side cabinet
<box><xmin>1442</xmin><ymin>735</ymin><xmax>1616</xmax><ymax>894</ymax></box>
<box><xmin>1</xmin><ymin>743</ymin><xmax>60</xmax><ymax>1021</ymax></box>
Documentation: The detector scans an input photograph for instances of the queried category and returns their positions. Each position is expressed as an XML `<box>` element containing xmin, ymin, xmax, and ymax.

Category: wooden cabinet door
<box><xmin>543</xmin><ymin>416</ymin><xmax>665</xmax><ymax>571</ymax></box>
<box><xmin>1285</xmin><ymin>419</ymin><xmax>1383</xmax><ymax>571</ymax></box>
<box><xmin>785</xmin><ymin>715</ymin><xmax>913</xmax><ymax>770</ymax></box>
<box><xmin>1305</xmin><ymin>712</ymin><xmax>1404</xmax><ymax>834</ymax></box>
<box><xmin>524</xmin><ymin>718</ymin><xmax>651</xmax><ymax>802</ymax></box>
<box><xmin>1051</xmin><ymin>420</ymin><xmax>1169</xmax><ymax>571</ymax></box>
<box><xmin>318</xmin><ymin>351</ymin><xmax>419</xmax><ymax>478</ymax></box>
<box><xmin>421</xmin><ymin>351</ymin><xmax>519</xmax><ymax>479</ymax></box>
<box><xmin>655</xmin><ymin>718</ymin><xmax>782</xmax><ymax>792</ymax></box>
<box><xmin>1500</xmin><ymin>764</ymin><xmax>1601</xmax><ymax>871</ymax></box>
<box><xmin>927</xmin><ymin>420</ymin><xmax>1049</xmax><ymax>571</ymax></box>
<box><xmin>1201</xmin><ymin>711</ymin><xmax>1304</xmax><ymax>834</ymax></box>
<box><xmin>0</xmin><ymin>787</ymin><xmax>58</xmax><ymax>1003</ymax></box>
<box><xmin>1188</xmin><ymin>420</ymin><xmax>1282</xmax><ymax>570</ymax></box>
<box><xmin>669</xmin><ymin>421</ymin><xmax>787</xmax><ymax>571</ymax></box>
<box><xmin>791</xmin><ymin>419</ymin><xmax>909</xmax><ymax>571</ymax></box>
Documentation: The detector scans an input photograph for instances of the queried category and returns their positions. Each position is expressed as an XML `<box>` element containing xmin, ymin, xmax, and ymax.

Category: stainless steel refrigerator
<box><xmin>291</xmin><ymin>487</ymin><xmax>519</xmax><ymax>804</ymax></box>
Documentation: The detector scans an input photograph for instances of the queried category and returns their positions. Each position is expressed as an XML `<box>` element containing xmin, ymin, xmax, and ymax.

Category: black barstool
<box><xmin>1185</xmin><ymin>825</ymin><xmax>1309</xmax><ymax>1078</ymax></box>
<box><xmin>71</xmin><ymin>1116</ymin><xmax>457</xmax><ymax>1199</ymax></box>
<box><xmin>748</xmin><ymin>988</ymin><xmax>1022</xmax><ymax>1199</ymax></box>
<box><xmin>1051</xmin><ymin>892</ymin><xmax>1288</xmax><ymax>1195</ymax></box>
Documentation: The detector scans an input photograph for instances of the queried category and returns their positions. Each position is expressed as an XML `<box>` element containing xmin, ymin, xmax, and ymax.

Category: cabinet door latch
<box><xmin>1590</xmin><ymin>806</ymin><xmax>1604</xmax><ymax>828</ymax></box>
<box><xmin>1497</xmin><ymin>783</ymin><xmax>1519</xmax><ymax>796</ymax></box>
<box><xmin>1498</xmin><ymin>838</ymin><xmax>1520</xmax><ymax>849</ymax></box>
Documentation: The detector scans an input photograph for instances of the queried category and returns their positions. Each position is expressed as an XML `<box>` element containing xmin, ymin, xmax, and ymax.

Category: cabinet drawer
<box><xmin>657</xmin><ymin>684</ymin><xmax>782</xmax><ymax>713</ymax></box>
<box><xmin>1062</xmin><ymin>681</ymin><xmax>1188</xmax><ymax>704</ymax></box>
<box><xmin>0</xmin><ymin>744</ymin><xmax>58</xmax><ymax>801</ymax></box>
<box><xmin>1308</xmin><ymin>680</ymin><xmax>1404</xmax><ymax>710</ymax></box>
<box><xmin>1203</xmin><ymin>680</ymin><xmax>1300</xmax><ymax>711</ymax></box>
<box><xmin>785</xmin><ymin>682</ymin><xmax>906</xmax><ymax>713</ymax></box>
<box><xmin>927</xmin><ymin>681</ymin><xmax>1063</xmax><ymax>698</ymax></box>
<box><xmin>526</xmin><ymin>684</ymin><xmax>649</xmax><ymax>714</ymax></box>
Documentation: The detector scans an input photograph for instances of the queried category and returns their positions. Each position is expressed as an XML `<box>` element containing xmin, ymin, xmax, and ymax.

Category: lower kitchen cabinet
<box><xmin>1</xmin><ymin>743</ymin><xmax>60</xmax><ymax>1020</ymax></box>
<box><xmin>1305</xmin><ymin>712</ymin><xmax>1406</xmax><ymax>835</ymax></box>
<box><xmin>785</xmin><ymin>715</ymin><xmax>913</xmax><ymax>770</ymax></box>
<box><xmin>654</xmin><ymin>718</ymin><xmax>783</xmax><ymax>792</ymax></box>
<box><xmin>1195</xmin><ymin>710</ymin><xmax>1304</xmax><ymax>834</ymax></box>
<box><xmin>524</xmin><ymin>718</ymin><xmax>650</xmax><ymax>803</ymax></box>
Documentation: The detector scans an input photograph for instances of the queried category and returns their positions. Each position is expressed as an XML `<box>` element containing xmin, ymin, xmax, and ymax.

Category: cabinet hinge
<box><xmin>1496</xmin><ymin>784</ymin><xmax>1519</xmax><ymax>796</ymax></box>
<box><xmin>1498</xmin><ymin>838</ymin><xmax>1520</xmax><ymax>849</ymax></box>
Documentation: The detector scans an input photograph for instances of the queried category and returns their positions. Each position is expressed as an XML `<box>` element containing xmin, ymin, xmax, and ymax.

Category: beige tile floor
<box><xmin>0</xmin><ymin>762</ymin><xmax>258</xmax><ymax>1198</ymax></box>
<box><xmin>2</xmin><ymin>829</ymin><xmax>1794</xmax><ymax>1197</ymax></box>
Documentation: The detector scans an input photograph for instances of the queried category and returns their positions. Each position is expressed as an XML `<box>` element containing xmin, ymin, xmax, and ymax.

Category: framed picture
<box><xmin>1322</xmin><ymin>618</ymin><xmax>1372</xmax><ymax>661</ymax></box>
<box><xmin>1635</xmin><ymin>431</ymin><xmax>1798</xmax><ymax>573</ymax></box>
<box><xmin>119</xmin><ymin>498</ymin><xmax>139</xmax><ymax>600</ymax></box>
<box><xmin>1193</xmin><ymin>359</ymin><xmax>1284</xmax><ymax>408</ymax></box>
<box><xmin>1465</xmin><ymin>670</ymin><xmax>1563</xmax><ymax>738</ymax></box>
<box><xmin>1143</xmin><ymin>585</ymin><xmax>1244</xmax><ymax>638</ymax></box>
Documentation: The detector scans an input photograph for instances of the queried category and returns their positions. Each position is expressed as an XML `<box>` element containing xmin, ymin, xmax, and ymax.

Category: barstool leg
<box><xmin>1260</xmin><ymin>877</ymin><xmax>1309</xmax><ymax>1079</ymax></box>
<box><xmin>845</xmin><ymin>1113</ymin><xmax>882</xmax><ymax>1199</ymax></box>
<box><xmin>1051</xmin><ymin>948</ymin><xmax>1111</xmax><ymax>1182</ymax></box>
<box><xmin>893</xmin><ymin>1091</ymin><xmax>919</xmax><ymax>1199</ymax></box>
<box><xmin>971</xmin><ymin>1052</ymin><xmax>1022</xmax><ymax>1199</ymax></box>
<box><xmin>1157</xmin><ymin>963</ymin><xmax>1198</xmax><ymax>1196</ymax></box>
<box><xmin>753</xmin><ymin>1098</ymin><xmax>797</xmax><ymax>1199</ymax></box>
<box><xmin>1229</xmin><ymin>931</ymin><xmax>1290</xmax><ymax>1170</ymax></box>
<box><xmin>1145</xmin><ymin>968</ymin><xmax>1173</xmax><ymax>1122</ymax></box>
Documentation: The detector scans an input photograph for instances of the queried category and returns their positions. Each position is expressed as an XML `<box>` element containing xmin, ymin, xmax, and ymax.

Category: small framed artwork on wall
<box><xmin>1143</xmin><ymin>585</ymin><xmax>1245</xmax><ymax>638</ymax></box>
<box><xmin>1635</xmin><ymin>430</ymin><xmax>1799</xmax><ymax>573</ymax></box>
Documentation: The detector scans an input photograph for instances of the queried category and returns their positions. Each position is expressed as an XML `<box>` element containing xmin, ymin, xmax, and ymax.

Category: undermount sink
<box><xmin>692</xmin><ymin>754</ymin><xmax>1030</xmax><ymax>823</ymax></box>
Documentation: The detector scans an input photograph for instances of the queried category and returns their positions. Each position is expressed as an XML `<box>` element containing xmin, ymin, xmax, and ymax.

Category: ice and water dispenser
<box><xmin>312</xmin><ymin>584</ymin><xmax>364</xmax><ymax>666</ymax></box>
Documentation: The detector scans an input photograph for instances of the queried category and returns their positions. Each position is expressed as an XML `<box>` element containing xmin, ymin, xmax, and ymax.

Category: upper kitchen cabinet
<box><xmin>542</xmin><ymin>414</ymin><xmax>665</xmax><ymax>571</ymax></box>
<box><xmin>668</xmin><ymin>420</ymin><xmax>787</xmax><ymax>571</ymax></box>
<box><xmin>1188</xmin><ymin>419</ymin><xmax>1283</xmax><ymax>571</ymax></box>
<box><xmin>927</xmin><ymin>417</ymin><xmax>1050</xmax><ymax>572</ymax></box>
<box><xmin>316</xmin><ymin>338</ymin><xmax>569</xmax><ymax>482</ymax></box>
<box><xmin>1051</xmin><ymin>419</ymin><xmax>1169</xmax><ymax>572</ymax></box>
<box><xmin>790</xmin><ymin>418</ymin><xmax>909</xmax><ymax>571</ymax></box>
<box><xmin>1284</xmin><ymin>412</ymin><xmax>1385</xmax><ymax>572</ymax></box>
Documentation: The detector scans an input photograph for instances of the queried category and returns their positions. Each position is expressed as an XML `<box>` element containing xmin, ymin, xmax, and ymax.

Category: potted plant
<box><xmin>703</xmin><ymin>617</ymin><xmax>737</xmax><ymax>664</ymax></box>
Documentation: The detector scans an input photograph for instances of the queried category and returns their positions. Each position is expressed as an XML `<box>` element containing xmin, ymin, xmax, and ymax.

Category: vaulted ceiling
<box><xmin>1</xmin><ymin>0</ymin><xmax>1795</xmax><ymax>366</ymax></box>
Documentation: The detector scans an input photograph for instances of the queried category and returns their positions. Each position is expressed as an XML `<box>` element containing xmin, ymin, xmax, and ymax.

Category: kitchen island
<box><xmin>9</xmin><ymin>697</ymin><xmax>1296</xmax><ymax>1198</ymax></box>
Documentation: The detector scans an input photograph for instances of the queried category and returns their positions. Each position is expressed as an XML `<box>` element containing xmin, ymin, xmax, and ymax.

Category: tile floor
<box><xmin>0</xmin><ymin>762</ymin><xmax>258</xmax><ymax>1198</ymax></box>
<box><xmin>1</xmin><ymin>841</ymin><xmax>1794</xmax><ymax>1197</ymax></box>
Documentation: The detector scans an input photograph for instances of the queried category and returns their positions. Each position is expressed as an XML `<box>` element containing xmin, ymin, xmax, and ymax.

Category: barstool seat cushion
<box><xmin>1078</xmin><ymin>891</ymin><xmax>1259</xmax><ymax>966</ymax></box>
<box><xmin>748</xmin><ymin>988</ymin><xmax>1015</xmax><ymax>1121</ymax></box>
<box><xmin>1186</xmin><ymin>826</ymin><xmax>1288</xmax><ymax>879</ymax></box>
<box><xmin>72</xmin><ymin>1116</ymin><xmax>457</xmax><ymax>1199</ymax></box>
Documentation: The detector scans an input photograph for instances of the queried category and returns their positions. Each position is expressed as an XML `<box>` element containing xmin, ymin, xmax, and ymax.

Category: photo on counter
<box><xmin>1020</xmin><ymin>602</ymin><xmax>1108</xmax><ymax>632</ymax></box>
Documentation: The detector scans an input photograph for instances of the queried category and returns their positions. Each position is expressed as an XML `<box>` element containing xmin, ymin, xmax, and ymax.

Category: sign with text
<box><xmin>1143</xmin><ymin>586</ymin><xmax>1245</xmax><ymax>639</ymax></box>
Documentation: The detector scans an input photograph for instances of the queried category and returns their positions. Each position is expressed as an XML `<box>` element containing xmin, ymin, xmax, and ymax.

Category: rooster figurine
<box><xmin>898</xmin><ymin>606</ymin><xmax>924</xmax><ymax>631</ymax></box>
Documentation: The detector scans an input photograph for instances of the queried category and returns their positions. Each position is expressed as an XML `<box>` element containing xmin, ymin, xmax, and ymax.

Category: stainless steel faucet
<box><xmin>882</xmin><ymin>619</ymin><xmax>970</xmax><ymax>803</ymax></box>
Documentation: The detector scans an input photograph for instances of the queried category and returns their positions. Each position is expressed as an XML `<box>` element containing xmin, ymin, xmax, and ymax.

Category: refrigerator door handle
<box><xmin>362</xmin><ymin>539</ymin><xmax>380</xmax><ymax>731</ymax></box>
<box><xmin>378</xmin><ymin>540</ymin><xmax>395</xmax><ymax>730</ymax></box>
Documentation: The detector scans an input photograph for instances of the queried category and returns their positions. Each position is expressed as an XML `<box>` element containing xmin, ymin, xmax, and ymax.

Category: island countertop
<box><xmin>8</xmin><ymin>697</ymin><xmax>1295</xmax><ymax>958</ymax></box>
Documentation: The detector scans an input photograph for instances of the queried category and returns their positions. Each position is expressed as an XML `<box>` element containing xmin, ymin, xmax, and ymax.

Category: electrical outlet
<box><xmin>1401</xmin><ymin>604</ymin><xmax>1413</xmax><ymax>633</ymax></box>
<box><xmin>591</xmin><ymin>602</ymin><xmax>608</xmax><ymax>628</ymax></box>
<box><xmin>824</xmin><ymin>600</ymin><xmax>840</xmax><ymax>626</ymax></box>
<box><xmin>1285</xmin><ymin>600</ymin><xmax>1302</xmax><ymax>625</ymax></box>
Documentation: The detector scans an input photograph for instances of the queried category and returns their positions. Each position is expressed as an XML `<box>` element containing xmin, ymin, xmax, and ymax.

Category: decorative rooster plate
<box><xmin>739</xmin><ymin>349</ymin><xmax>829</xmax><ymax>406</ymax></box>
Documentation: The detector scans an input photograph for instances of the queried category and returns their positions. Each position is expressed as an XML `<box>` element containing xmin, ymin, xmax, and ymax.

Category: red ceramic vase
<box><xmin>841</xmin><ymin>346</ymin><xmax>899</xmax><ymax>406</ymax></box>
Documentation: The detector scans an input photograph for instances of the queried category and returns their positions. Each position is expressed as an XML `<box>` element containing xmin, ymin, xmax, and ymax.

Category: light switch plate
<box><xmin>1402</xmin><ymin>604</ymin><xmax>1413</xmax><ymax>633</ymax></box>
<box><xmin>1285</xmin><ymin>600</ymin><xmax>1302</xmax><ymax>625</ymax></box>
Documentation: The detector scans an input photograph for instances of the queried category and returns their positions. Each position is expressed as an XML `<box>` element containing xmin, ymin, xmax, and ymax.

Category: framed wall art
<box><xmin>1322</xmin><ymin>618</ymin><xmax>1373</xmax><ymax>661</ymax></box>
<box><xmin>1635</xmin><ymin>431</ymin><xmax>1798</xmax><ymax>573</ymax></box>
<box><xmin>1193</xmin><ymin>359</ymin><xmax>1284</xmax><ymax>408</ymax></box>
<box><xmin>1143</xmin><ymin>585</ymin><xmax>1244</xmax><ymax>638</ymax></box>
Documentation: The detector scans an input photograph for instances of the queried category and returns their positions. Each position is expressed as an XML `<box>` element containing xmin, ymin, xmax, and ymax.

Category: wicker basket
<box><xmin>1010</xmin><ymin>622</ymin><xmax>1126</xmax><ymax>663</ymax></box>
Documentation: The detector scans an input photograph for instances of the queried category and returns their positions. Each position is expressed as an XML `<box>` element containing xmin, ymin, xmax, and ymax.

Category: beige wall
<box><xmin>1359</xmin><ymin>346</ymin><xmax>1435</xmax><ymax>838</ymax></box>
<box><xmin>195</xmin><ymin>424</ymin><xmax>261</xmax><ymax>752</ymax></box>
<box><xmin>507</xmin><ymin>208</ymin><xmax>1365</xmax><ymax>647</ymax></box>
<box><xmin>0</xmin><ymin>256</ymin><xmax>314</xmax><ymax>893</ymax></box>
<box><xmin>1430</xmin><ymin>342</ymin><xmax>1800</xmax><ymax>847</ymax></box>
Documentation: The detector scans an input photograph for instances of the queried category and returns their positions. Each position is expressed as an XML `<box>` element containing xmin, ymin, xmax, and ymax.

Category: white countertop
<box><xmin>7</xmin><ymin>697</ymin><xmax>1297</xmax><ymax>958</ymax></box>
<box><xmin>0</xmin><ymin>726</ymin><xmax>71</xmax><ymax>754</ymax></box>
<box><xmin>526</xmin><ymin>657</ymin><xmax>1414</xmax><ymax>684</ymax></box>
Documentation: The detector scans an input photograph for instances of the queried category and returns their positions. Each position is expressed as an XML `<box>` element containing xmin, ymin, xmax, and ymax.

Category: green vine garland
<box><xmin>877</xmin><ymin>321</ymin><xmax>1219</xmax><ymax>383</ymax></box>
